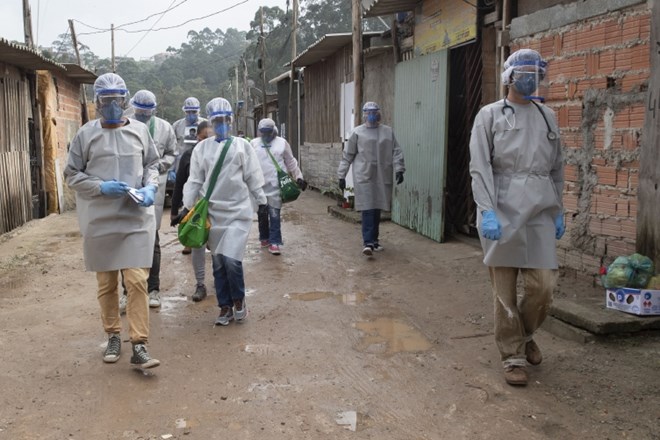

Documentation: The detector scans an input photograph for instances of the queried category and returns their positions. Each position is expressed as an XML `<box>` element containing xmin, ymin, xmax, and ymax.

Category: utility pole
<box><xmin>22</xmin><ymin>0</ymin><xmax>34</xmax><ymax>48</ymax></box>
<box><xmin>111</xmin><ymin>23</ymin><xmax>116</xmax><ymax>73</ymax></box>
<box><xmin>352</xmin><ymin>0</ymin><xmax>363</xmax><ymax>128</ymax></box>
<box><xmin>235</xmin><ymin>64</ymin><xmax>240</xmax><ymax>131</ymax></box>
<box><xmin>287</xmin><ymin>0</ymin><xmax>299</xmax><ymax>145</ymax></box>
<box><xmin>68</xmin><ymin>19</ymin><xmax>89</xmax><ymax>124</ymax></box>
<box><xmin>259</xmin><ymin>7</ymin><xmax>268</xmax><ymax>119</ymax></box>
<box><xmin>243</xmin><ymin>57</ymin><xmax>249</xmax><ymax>134</ymax></box>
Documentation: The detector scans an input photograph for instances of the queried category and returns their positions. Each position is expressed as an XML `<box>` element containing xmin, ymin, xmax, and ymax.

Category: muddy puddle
<box><xmin>354</xmin><ymin>317</ymin><xmax>432</xmax><ymax>355</ymax></box>
<box><xmin>285</xmin><ymin>291</ymin><xmax>367</xmax><ymax>305</ymax></box>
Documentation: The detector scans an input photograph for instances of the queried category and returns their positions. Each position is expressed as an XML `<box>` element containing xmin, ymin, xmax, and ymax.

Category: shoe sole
<box><xmin>362</xmin><ymin>248</ymin><xmax>373</xmax><ymax>256</ymax></box>
<box><xmin>234</xmin><ymin>309</ymin><xmax>248</xmax><ymax>322</ymax></box>
<box><xmin>192</xmin><ymin>295</ymin><xmax>207</xmax><ymax>302</ymax></box>
<box><xmin>214</xmin><ymin>317</ymin><xmax>234</xmax><ymax>326</ymax></box>
<box><xmin>131</xmin><ymin>359</ymin><xmax>160</xmax><ymax>369</ymax></box>
<box><xmin>103</xmin><ymin>355</ymin><xmax>120</xmax><ymax>363</ymax></box>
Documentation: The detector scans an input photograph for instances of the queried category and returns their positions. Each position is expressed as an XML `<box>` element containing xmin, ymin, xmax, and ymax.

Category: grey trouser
<box><xmin>488</xmin><ymin>267</ymin><xmax>558</xmax><ymax>368</ymax></box>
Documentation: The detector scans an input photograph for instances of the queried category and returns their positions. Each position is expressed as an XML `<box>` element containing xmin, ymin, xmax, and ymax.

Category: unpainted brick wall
<box><xmin>511</xmin><ymin>4</ymin><xmax>650</xmax><ymax>277</ymax></box>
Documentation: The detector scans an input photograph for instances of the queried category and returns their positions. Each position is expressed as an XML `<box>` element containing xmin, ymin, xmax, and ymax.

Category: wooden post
<box><xmin>260</xmin><ymin>7</ymin><xmax>268</xmax><ymax>120</ymax></box>
<box><xmin>68</xmin><ymin>19</ymin><xmax>89</xmax><ymax>124</ymax></box>
<box><xmin>637</xmin><ymin>1</ymin><xmax>660</xmax><ymax>267</ymax></box>
<box><xmin>242</xmin><ymin>57</ymin><xmax>249</xmax><ymax>134</ymax></box>
<box><xmin>22</xmin><ymin>0</ymin><xmax>34</xmax><ymax>48</ymax></box>
<box><xmin>287</xmin><ymin>0</ymin><xmax>299</xmax><ymax>145</ymax></box>
<box><xmin>111</xmin><ymin>24</ymin><xmax>116</xmax><ymax>73</ymax></box>
<box><xmin>352</xmin><ymin>0</ymin><xmax>363</xmax><ymax>128</ymax></box>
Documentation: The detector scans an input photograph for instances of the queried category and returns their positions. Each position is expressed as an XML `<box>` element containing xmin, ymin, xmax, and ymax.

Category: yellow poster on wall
<box><xmin>414</xmin><ymin>0</ymin><xmax>477</xmax><ymax>55</ymax></box>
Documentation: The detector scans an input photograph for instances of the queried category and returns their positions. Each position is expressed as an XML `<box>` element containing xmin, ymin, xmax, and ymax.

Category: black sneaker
<box><xmin>373</xmin><ymin>243</ymin><xmax>384</xmax><ymax>252</ymax></box>
<box><xmin>103</xmin><ymin>333</ymin><xmax>121</xmax><ymax>363</ymax></box>
<box><xmin>192</xmin><ymin>284</ymin><xmax>207</xmax><ymax>302</ymax></box>
<box><xmin>214</xmin><ymin>306</ymin><xmax>234</xmax><ymax>326</ymax></box>
<box><xmin>130</xmin><ymin>343</ymin><xmax>160</xmax><ymax>369</ymax></box>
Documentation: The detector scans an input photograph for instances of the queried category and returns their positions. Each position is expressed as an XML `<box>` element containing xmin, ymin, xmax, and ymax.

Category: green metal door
<box><xmin>392</xmin><ymin>51</ymin><xmax>449</xmax><ymax>242</ymax></box>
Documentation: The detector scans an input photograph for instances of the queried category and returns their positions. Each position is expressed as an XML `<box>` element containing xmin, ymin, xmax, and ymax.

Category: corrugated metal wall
<box><xmin>0</xmin><ymin>64</ymin><xmax>34</xmax><ymax>234</ymax></box>
<box><xmin>392</xmin><ymin>51</ymin><xmax>449</xmax><ymax>242</ymax></box>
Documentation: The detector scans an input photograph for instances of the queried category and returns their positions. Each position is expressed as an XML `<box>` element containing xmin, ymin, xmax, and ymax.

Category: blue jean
<box><xmin>258</xmin><ymin>205</ymin><xmax>282</xmax><ymax>245</ymax></box>
<box><xmin>361</xmin><ymin>209</ymin><xmax>381</xmax><ymax>247</ymax></box>
<box><xmin>211</xmin><ymin>254</ymin><xmax>245</xmax><ymax>308</ymax></box>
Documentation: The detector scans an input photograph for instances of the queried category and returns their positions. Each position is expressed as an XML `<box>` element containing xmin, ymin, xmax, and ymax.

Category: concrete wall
<box><xmin>300</xmin><ymin>142</ymin><xmax>343</xmax><ymax>193</ymax></box>
<box><xmin>510</xmin><ymin>1</ymin><xmax>650</xmax><ymax>277</ymax></box>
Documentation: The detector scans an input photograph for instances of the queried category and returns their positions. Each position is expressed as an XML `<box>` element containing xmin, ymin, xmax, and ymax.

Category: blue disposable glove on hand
<box><xmin>137</xmin><ymin>185</ymin><xmax>157</xmax><ymax>207</ymax></box>
<box><xmin>481</xmin><ymin>210</ymin><xmax>502</xmax><ymax>241</ymax></box>
<box><xmin>100</xmin><ymin>180</ymin><xmax>129</xmax><ymax>196</ymax></box>
<box><xmin>555</xmin><ymin>213</ymin><xmax>565</xmax><ymax>240</ymax></box>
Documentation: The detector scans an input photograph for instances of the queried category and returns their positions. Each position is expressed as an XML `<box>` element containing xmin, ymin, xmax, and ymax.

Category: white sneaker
<box><xmin>148</xmin><ymin>290</ymin><xmax>161</xmax><ymax>308</ymax></box>
<box><xmin>119</xmin><ymin>294</ymin><xmax>127</xmax><ymax>315</ymax></box>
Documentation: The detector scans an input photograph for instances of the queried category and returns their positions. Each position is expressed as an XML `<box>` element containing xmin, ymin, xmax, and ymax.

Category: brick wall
<box><xmin>50</xmin><ymin>71</ymin><xmax>84</xmax><ymax>212</ymax></box>
<box><xmin>300</xmin><ymin>142</ymin><xmax>344</xmax><ymax>193</ymax></box>
<box><xmin>511</xmin><ymin>3</ymin><xmax>650</xmax><ymax>277</ymax></box>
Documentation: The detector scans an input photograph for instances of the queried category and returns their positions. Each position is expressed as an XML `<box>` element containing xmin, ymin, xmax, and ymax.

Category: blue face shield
<box><xmin>214</xmin><ymin>122</ymin><xmax>231</xmax><ymax>141</ymax></box>
<box><xmin>100</xmin><ymin>100</ymin><xmax>124</xmax><ymax>124</ymax></box>
<box><xmin>186</xmin><ymin>113</ymin><xmax>199</xmax><ymax>125</ymax></box>
<box><xmin>367</xmin><ymin>113</ymin><xmax>379</xmax><ymax>124</ymax></box>
<box><xmin>512</xmin><ymin>72</ymin><xmax>538</xmax><ymax>97</ymax></box>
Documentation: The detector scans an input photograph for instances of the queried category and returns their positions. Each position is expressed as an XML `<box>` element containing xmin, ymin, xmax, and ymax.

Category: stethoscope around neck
<box><xmin>501</xmin><ymin>97</ymin><xmax>558</xmax><ymax>141</ymax></box>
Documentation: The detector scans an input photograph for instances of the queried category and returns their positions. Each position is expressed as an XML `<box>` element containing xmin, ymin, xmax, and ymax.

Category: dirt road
<box><xmin>0</xmin><ymin>191</ymin><xmax>658</xmax><ymax>440</ymax></box>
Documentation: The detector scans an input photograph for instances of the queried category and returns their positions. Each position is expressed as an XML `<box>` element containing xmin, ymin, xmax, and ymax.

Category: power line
<box><xmin>123</xmin><ymin>0</ymin><xmax>178</xmax><ymax>57</ymax></box>
<box><xmin>77</xmin><ymin>0</ymin><xmax>249</xmax><ymax>36</ymax></box>
<box><xmin>73</xmin><ymin>0</ymin><xmax>189</xmax><ymax>33</ymax></box>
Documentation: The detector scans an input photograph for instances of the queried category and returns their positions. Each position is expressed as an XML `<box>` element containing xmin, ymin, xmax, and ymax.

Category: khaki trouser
<box><xmin>488</xmin><ymin>267</ymin><xmax>558</xmax><ymax>368</ymax></box>
<box><xmin>96</xmin><ymin>268</ymin><xmax>150</xmax><ymax>344</ymax></box>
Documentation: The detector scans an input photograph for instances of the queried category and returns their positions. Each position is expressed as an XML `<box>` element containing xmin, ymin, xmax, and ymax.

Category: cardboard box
<box><xmin>605</xmin><ymin>288</ymin><xmax>660</xmax><ymax>316</ymax></box>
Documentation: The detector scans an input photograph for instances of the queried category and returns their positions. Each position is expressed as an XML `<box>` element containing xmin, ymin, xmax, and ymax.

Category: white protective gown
<box><xmin>183</xmin><ymin>136</ymin><xmax>266</xmax><ymax>261</ymax></box>
<box><xmin>64</xmin><ymin>119</ymin><xmax>160</xmax><ymax>272</ymax></box>
<box><xmin>143</xmin><ymin>116</ymin><xmax>176</xmax><ymax>228</ymax></box>
<box><xmin>337</xmin><ymin>124</ymin><xmax>405</xmax><ymax>211</ymax></box>
<box><xmin>172</xmin><ymin>117</ymin><xmax>208</xmax><ymax>153</ymax></box>
<box><xmin>250</xmin><ymin>136</ymin><xmax>303</xmax><ymax>209</ymax></box>
<box><xmin>469</xmin><ymin>99</ymin><xmax>564</xmax><ymax>269</ymax></box>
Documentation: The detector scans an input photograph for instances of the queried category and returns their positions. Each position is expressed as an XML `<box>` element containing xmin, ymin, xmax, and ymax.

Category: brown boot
<box><xmin>504</xmin><ymin>366</ymin><xmax>528</xmax><ymax>386</ymax></box>
<box><xmin>525</xmin><ymin>340</ymin><xmax>543</xmax><ymax>365</ymax></box>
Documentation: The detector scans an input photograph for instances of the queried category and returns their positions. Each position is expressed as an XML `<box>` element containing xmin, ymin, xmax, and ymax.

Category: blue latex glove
<box><xmin>167</xmin><ymin>169</ymin><xmax>176</xmax><ymax>183</ymax></box>
<box><xmin>555</xmin><ymin>213</ymin><xmax>565</xmax><ymax>239</ymax></box>
<box><xmin>100</xmin><ymin>180</ymin><xmax>129</xmax><ymax>196</ymax></box>
<box><xmin>481</xmin><ymin>210</ymin><xmax>502</xmax><ymax>241</ymax></box>
<box><xmin>137</xmin><ymin>185</ymin><xmax>157</xmax><ymax>207</ymax></box>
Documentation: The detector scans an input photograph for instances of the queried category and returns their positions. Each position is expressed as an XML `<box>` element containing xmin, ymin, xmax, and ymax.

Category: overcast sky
<box><xmin>0</xmin><ymin>0</ymin><xmax>287</xmax><ymax>59</ymax></box>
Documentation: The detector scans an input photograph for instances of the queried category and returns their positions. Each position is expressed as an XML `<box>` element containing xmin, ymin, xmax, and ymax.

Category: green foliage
<box><xmin>40</xmin><ymin>0</ymin><xmax>387</xmax><ymax>124</ymax></box>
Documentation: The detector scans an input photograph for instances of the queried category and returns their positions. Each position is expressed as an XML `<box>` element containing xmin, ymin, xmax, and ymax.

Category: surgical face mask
<box><xmin>214</xmin><ymin>122</ymin><xmax>231</xmax><ymax>140</ymax></box>
<box><xmin>99</xmin><ymin>100</ymin><xmax>124</xmax><ymax>123</ymax></box>
<box><xmin>134</xmin><ymin>112</ymin><xmax>152</xmax><ymax>124</ymax></box>
<box><xmin>364</xmin><ymin>111</ymin><xmax>380</xmax><ymax>128</ymax></box>
<box><xmin>260</xmin><ymin>129</ymin><xmax>274</xmax><ymax>144</ymax></box>
<box><xmin>512</xmin><ymin>71</ymin><xmax>539</xmax><ymax>97</ymax></box>
<box><xmin>186</xmin><ymin>112</ymin><xmax>199</xmax><ymax>125</ymax></box>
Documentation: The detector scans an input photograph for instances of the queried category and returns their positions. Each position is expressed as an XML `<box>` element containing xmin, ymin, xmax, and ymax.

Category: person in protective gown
<box><xmin>250</xmin><ymin>118</ymin><xmax>307</xmax><ymax>256</ymax></box>
<box><xmin>171</xmin><ymin>96</ymin><xmax>208</xmax><ymax>255</ymax></box>
<box><xmin>64</xmin><ymin>73</ymin><xmax>161</xmax><ymax>369</ymax></box>
<box><xmin>170</xmin><ymin>121</ymin><xmax>214</xmax><ymax>302</ymax></box>
<box><xmin>117</xmin><ymin>90</ymin><xmax>176</xmax><ymax>312</ymax></box>
<box><xmin>469</xmin><ymin>49</ymin><xmax>565</xmax><ymax>386</ymax></box>
<box><xmin>337</xmin><ymin>101</ymin><xmax>405</xmax><ymax>256</ymax></box>
<box><xmin>180</xmin><ymin>98</ymin><xmax>267</xmax><ymax>326</ymax></box>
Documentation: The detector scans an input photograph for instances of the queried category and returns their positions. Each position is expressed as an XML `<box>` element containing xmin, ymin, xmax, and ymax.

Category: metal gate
<box><xmin>445</xmin><ymin>41</ymin><xmax>482</xmax><ymax>237</ymax></box>
<box><xmin>392</xmin><ymin>51</ymin><xmax>449</xmax><ymax>242</ymax></box>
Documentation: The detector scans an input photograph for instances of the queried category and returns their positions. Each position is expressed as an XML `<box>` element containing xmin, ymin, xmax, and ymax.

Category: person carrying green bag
<box><xmin>250</xmin><ymin>118</ymin><xmax>307</xmax><ymax>256</ymax></box>
<box><xmin>179</xmin><ymin>98</ymin><xmax>267</xmax><ymax>326</ymax></box>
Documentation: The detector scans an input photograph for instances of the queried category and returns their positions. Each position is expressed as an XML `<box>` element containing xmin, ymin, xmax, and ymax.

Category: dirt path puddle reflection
<box><xmin>354</xmin><ymin>317</ymin><xmax>432</xmax><ymax>355</ymax></box>
<box><xmin>285</xmin><ymin>291</ymin><xmax>367</xmax><ymax>305</ymax></box>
